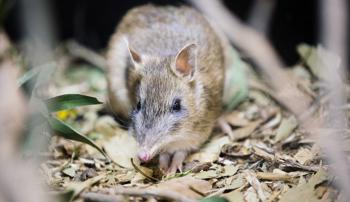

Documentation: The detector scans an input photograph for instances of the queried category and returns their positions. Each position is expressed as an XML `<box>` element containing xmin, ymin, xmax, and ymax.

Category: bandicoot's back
<box><xmin>106</xmin><ymin>5</ymin><xmax>225</xmax><ymax>173</ymax></box>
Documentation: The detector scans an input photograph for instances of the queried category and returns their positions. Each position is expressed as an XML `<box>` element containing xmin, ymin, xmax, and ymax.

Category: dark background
<box><xmin>2</xmin><ymin>0</ymin><xmax>328</xmax><ymax>65</ymax></box>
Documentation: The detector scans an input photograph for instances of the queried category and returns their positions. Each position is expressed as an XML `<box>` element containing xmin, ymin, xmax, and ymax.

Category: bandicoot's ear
<box><xmin>172</xmin><ymin>43</ymin><xmax>197</xmax><ymax>81</ymax></box>
<box><xmin>123</xmin><ymin>37</ymin><xmax>143</xmax><ymax>70</ymax></box>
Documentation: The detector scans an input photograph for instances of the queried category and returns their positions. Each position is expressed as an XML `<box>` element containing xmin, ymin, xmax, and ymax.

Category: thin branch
<box><xmin>131</xmin><ymin>158</ymin><xmax>159</xmax><ymax>182</ymax></box>
<box><xmin>319</xmin><ymin>0</ymin><xmax>350</xmax><ymax>200</ymax></box>
<box><xmin>66</xmin><ymin>40</ymin><xmax>107</xmax><ymax>70</ymax></box>
<box><xmin>106</xmin><ymin>187</ymin><xmax>198</xmax><ymax>202</ymax></box>
<box><xmin>248</xmin><ymin>0</ymin><xmax>276</xmax><ymax>35</ymax></box>
<box><xmin>0</xmin><ymin>31</ymin><xmax>52</xmax><ymax>202</ymax></box>
<box><xmin>81</xmin><ymin>192</ymin><xmax>124</xmax><ymax>202</ymax></box>
<box><xmin>190</xmin><ymin>0</ymin><xmax>312</xmax><ymax>116</ymax></box>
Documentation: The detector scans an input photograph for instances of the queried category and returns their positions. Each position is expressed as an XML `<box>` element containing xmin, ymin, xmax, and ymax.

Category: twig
<box><xmin>107</xmin><ymin>187</ymin><xmax>197</xmax><ymax>202</ymax></box>
<box><xmin>248</xmin><ymin>0</ymin><xmax>276</xmax><ymax>35</ymax></box>
<box><xmin>217</xmin><ymin>117</ymin><xmax>234</xmax><ymax>140</ymax></box>
<box><xmin>191</xmin><ymin>0</ymin><xmax>350</xmax><ymax>198</ymax></box>
<box><xmin>66</xmin><ymin>40</ymin><xmax>107</xmax><ymax>70</ymax></box>
<box><xmin>131</xmin><ymin>158</ymin><xmax>159</xmax><ymax>182</ymax></box>
<box><xmin>319</xmin><ymin>0</ymin><xmax>350</xmax><ymax>199</ymax></box>
<box><xmin>81</xmin><ymin>192</ymin><xmax>124</xmax><ymax>202</ymax></box>
<box><xmin>256</xmin><ymin>172</ymin><xmax>294</xmax><ymax>182</ymax></box>
<box><xmin>277</xmin><ymin>159</ymin><xmax>319</xmax><ymax>173</ymax></box>
<box><xmin>253</xmin><ymin>146</ymin><xmax>319</xmax><ymax>172</ymax></box>
<box><xmin>190</xmin><ymin>0</ymin><xmax>312</xmax><ymax>116</ymax></box>
<box><xmin>0</xmin><ymin>31</ymin><xmax>52</xmax><ymax>202</ymax></box>
<box><xmin>189</xmin><ymin>185</ymin><xmax>206</xmax><ymax>197</ymax></box>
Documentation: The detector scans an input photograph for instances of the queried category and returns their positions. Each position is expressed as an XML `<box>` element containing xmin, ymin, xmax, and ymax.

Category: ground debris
<box><xmin>33</xmin><ymin>42</ymin><xmax>340</xmax><ymax>202</ymax></box>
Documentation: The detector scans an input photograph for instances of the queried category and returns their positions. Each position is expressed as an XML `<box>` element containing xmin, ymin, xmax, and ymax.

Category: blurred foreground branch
<box><xmin>191</xmin><ymin>0</ymin><xmax>350</xmax><ymax>199</ymax></box>
<box><xmin>248</xmin><ymin>0</ymin><xmax>276</xmax><ymax>35</ymax></box>
<box><xmin>190</xmin><ymin>0</ymin><xmax>312</xmax><ymax>115</ymax></box>
<box><xmin>0</xmin><ymin>31</ymin><xmax>51</xmax><ymax>202</ymax></box>
<box><xmin>320</xmin><ymin>0</ymin><xmax>350</xmax><ymax>200</ymax></box>
<box><xmin>66</xmin><ymin>40</ymin><xmax>107</xmax><ymax>70</ymax></box>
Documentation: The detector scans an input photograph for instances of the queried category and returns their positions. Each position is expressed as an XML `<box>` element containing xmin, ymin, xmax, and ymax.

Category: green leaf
<box><xmin>47</xmin><ymin>116</ymin><xmax>107</xmax><ymax>158</ymax></box>
<box><xmin>17</xmin><ymin>66</ymin><xmax>40</xmax><ymax>86</ymax></box>
<box><xmin>55</xmin><ymin>190</ymin><xmax>75</xmax><ymax>202</ymax></box>
<box><xmin>17</xmin><ymin>62</ymin><xmax>55</xmax><ymax>87</ymax></box>
<box><xmin>46</xmin><ymin>94</ymin><xmax>102</xmax><ymax>112</ymax></box>
<box><xmin>200</xmin><ymin>196</ymin><xmax>229</xmax><ymax>202</ymax></box>
<box><xmin>223</xmin><ymin>46</ymin><xmax>249</xmax><ymax>111</ymax></box>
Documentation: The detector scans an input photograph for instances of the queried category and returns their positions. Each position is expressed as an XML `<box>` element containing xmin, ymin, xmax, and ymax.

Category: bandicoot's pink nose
<box><xmin>138</xmin><ymin>150</ymin><xmax>151</xmax><ymax>162</ymax></box>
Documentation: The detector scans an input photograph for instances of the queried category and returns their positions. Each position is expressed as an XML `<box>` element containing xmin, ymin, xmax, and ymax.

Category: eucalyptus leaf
<box><xmin>17</xmin><ymin>65</ymin><xmax>41</xmax><ymax>86</ymax></box>
<box><xmin>46</xmin><ymin>94</ymin><xmax>102</xmax><ymax>112</ymax></box>
<box><xmin>47</xmin><ymin>116</ymin><xmax>107</xmax><ymax>158</ymax></box>
<box><xmin>18</xmin><ymin>62</ymin><xmax>55</xmax><ymax>87</ymax></box>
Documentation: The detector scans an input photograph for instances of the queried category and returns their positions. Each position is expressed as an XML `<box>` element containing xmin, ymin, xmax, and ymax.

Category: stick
<box><xmin>105</xmin><ymin>187</ymin><xmax>197</xmax><ymax>202</ymax></box>
<box><xmin>81</xmin><ymin>192</ymin><xmax>124</xmax><ymax>202</ymax></box>
<box><xmin>190</xmin><ymin>0</ymin><xmax>312</xmax><ymax>115</ymax></box>
<box><xmin>319</xmin><ymin>0</ymin><xmax>350</xmax><ymax>200</ymax></box>
<box><xmin>66</xmin><ymin>40</ymin><xmax>107</xmax><ymax>70</ymax></box>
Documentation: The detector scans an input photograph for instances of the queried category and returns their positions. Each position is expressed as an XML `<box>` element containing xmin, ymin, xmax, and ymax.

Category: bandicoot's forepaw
<box><xmin>159</xmin><ymin>153</ymin><xmax>171</xmax><ymax>173</ymax></box>
<box><xmin>160</xmin><ymin>150</ymin><xmax>187</xmax><ymax>176</ymax></box>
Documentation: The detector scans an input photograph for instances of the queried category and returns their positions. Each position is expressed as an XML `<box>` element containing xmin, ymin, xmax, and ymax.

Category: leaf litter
<box><xmin>31</xmin><ymin>43</ymin><xmax>344</xmax><ymax>202</ymax></box>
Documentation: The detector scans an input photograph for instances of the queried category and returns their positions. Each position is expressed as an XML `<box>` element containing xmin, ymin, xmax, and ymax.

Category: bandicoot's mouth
<box><xmin>137</xmin><ymin>143</ymin><xmax>163</xmax><ymax>162</ymax></box>
<box><xmin>137</xmin><ymin>149</ymin><xmax>151</xmax><ymax>162</ymax></box>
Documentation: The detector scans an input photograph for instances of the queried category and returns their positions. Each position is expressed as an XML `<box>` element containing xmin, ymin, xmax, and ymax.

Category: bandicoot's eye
<box><xmin>171</xmin><ymin>98</ymin><xmax>181</xmax><ymax>113</ymax></box>
<box><xmin>136</xmin><ymin>101</ymin><xmax>141</xmax><ymax>112</ymax></box>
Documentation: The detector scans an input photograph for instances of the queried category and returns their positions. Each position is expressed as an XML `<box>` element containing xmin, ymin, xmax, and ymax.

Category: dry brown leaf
<box><xmin>245</xmin><ymin>105</ymin><xmax>260</xmax><ymax>120</ymax></box>
<box><xmin>186</xmin><ymin>136</ymin><xmax>231</xmax><ymax>163</ymax></box>
<box><xmin>216</xmin><ymin>174</ymin><xmax>246</xmax><ymax>191</ymax></box>
<box><xmin>103</xmin><ymin>129</ymin><xmax>139</xmax><ymax>168</ymax></box>
<box><xmin>194</xmin><ymin>170</ymin><xmax>218</xmax><ymax>180</ymax></box>
<box><xmin>150</xmin><ymin>176</ymin><xmax>211</xmax><ymax>199</ymax></box>
<box><xmin>64</xmin><ymin>174</ymin><xmax>105</xmax><ymax>199</ymax></box>
<box><xmin>294</xmin><ymin>148</ymin><xmax>314</xmax><ymax>165</ymax></box>
<box><xmin>256</xmin><ymin>172</ymin><xmax>294</xmax><ymax>182</ymax></box>
<box><xmin>232</xmin><ymin>120</ymin><xmax>261</xmax><ymax>141</ymax></box>
<box><xmin>244</xmin><ymin>171</ymin><xmax>269</xmax><ymax>201</ymax></box>
<box><xmin>262</xmin><ymin>111</ymin><xmax>282</xmax><ymax>130</ymax></box>
<box><xmin>279</xmin><ymin>168</ymin><xmax>328</xmax><ymax>202</ymax></box>
<box><xmin>224</xmin><ymin>112</ymin><xmax>250</xmax><ymax>127</ymax></box>
<box><xmin>249</xmin><ymin>90</ymin><xmax>273</xmax><ymax>106</ymax></box>
<box><xmin>62</xmin><ymin>166</ymin><xmax>77</xmax><ymax>178</ymax></box>
<box><xmin>194</xmin><ymin>165</ymin><xmax>239</xmax><ymax>180</ymax></box>
<box><xmin>221</xmin><ymin>144</ymin><xmax>252</xmax><ymax>158</ymax></box>
<box><xmin>244</xmin><ymin>187</ymin><xmax>259</xmax><ymax>202</ymax></box>
<box><xmin>222</xmin><ymin>190</ymin><xmax>245</xmax><ymax>202</ymax></box>
<box><xmin>273</xmin><ymin>116</ymin><xmax>298</xmax><ymax>143</ymax></box>
<box><xmin>221</xmin><ymin>165</ymin><xmax>239</xmax><ymax>177</ymax></box>
<box><xmin>253</xmin><ymin>146</ymin><xmax>275</xmax><ymax>162</ymax></box>
<box><xmin>131</xmin><ymin>166</ymin><xmax>153</xmax><ymax>184</ymax></box>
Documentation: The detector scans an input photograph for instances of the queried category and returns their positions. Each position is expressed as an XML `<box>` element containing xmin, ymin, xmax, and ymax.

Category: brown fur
<box><xmin>106</xmin><ymin>5</ymin><xmax>226</xmax><ymax>163</ymax></box>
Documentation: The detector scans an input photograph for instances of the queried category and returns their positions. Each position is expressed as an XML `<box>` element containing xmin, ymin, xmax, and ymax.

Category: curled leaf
<box><xmin>47</xmin><ymin>116</ymin><xmax>107</xmax><ymax>158</ymax></box>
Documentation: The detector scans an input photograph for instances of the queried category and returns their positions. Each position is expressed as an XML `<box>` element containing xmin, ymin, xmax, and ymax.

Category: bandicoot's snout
<box><xmin>137</xmin><ymin>149</ymin><xmax>151</xmax><ymax>162</ymax></box>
